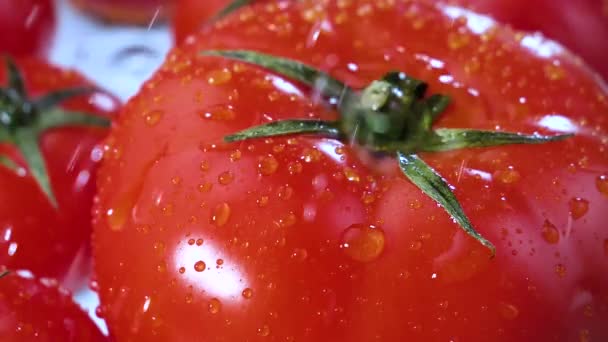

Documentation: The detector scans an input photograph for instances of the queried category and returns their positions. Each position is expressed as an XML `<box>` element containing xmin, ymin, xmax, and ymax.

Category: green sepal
<box><xmin>225</xmin><ymin>119</ymin><xmax>339</xmax><ymax>142</ymax></box>
<box><xmin>202</xmin><ymin>50</ymin><xmax>349</xmax><ymax>100</ymax></box>
<box><xmin>33</xmin><ymin>87</ymin><xmax>97</xmax><ymax>110</ymax></box>
<box><xmin>5</xmin><ymin>57</ymin><xmax>26</xmax><ymax>97</ymax></box>
<box><xmin>0</xmin><ymin>155</ymin><xmax>18</xmax><ymax>172</ymax></box>
<box><xmin>397</xmin><ymin>152</ymin><xmax>496</xmax><ymax>256</ymax></box>
<box><xmin>425</xmin><ymin>129</ymin><xmax>573</xmax><ymax>152</ymax></box>
<box><xmin>13</xmin><ymin>127</ymin><xmax>57</xmax><ymax>207</ymax></box>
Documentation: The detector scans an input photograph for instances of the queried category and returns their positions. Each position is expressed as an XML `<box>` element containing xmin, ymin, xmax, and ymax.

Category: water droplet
<box><xmin>279</xmin><ymin>212</ymin><xmax>297</xmax><ymax>228</ymax></box>
<box><xmin>208</xmin><ymin>298</ymin><xmax>222</xmax><ymax>314</ymax></box>
<box><xmin>287</xmin><ymin>162</ymin><xmax>303</xmax><ymax>175</ymax></box>
<box><xmin>544</xmin><ymin>64</ymin><xmax>565</xmax><ymax>81</ymax></box>
<box><xmin>242</xmin><ymin>288</ymin><xmax>253</xmax><ymax>299</ymax></box>
<box><xmin>277</xmin><ymin>185</ymin><xmax>294</xmax><ymax>200</ymax></box>
<box><xmin>301</xmin><ymin>148</ymin><xmax>321</xmax><ymax>163</ymax></box>
<box><xmin>569</xmin><ymin>197</ymin><xmax>589</xmax><ymax>219</ymax></box>
<box><xmin>178</xmin><ymin>267</ymin><xmax>186</xmax><ymax>274</ymax></box>
<box><xmin>153</xmin><ymin>241</ymin><xmax>166</xmax><ymax>255</ymax></box>
<box><xmin>211</xmin><ymin>202</ymin><xmax>231</xmax><ymax>227</ymax></box>
<box><xmin>340</xmin><ymin>224</ymin><xmax>385</xmax><ymax>262</ymax></box>
<box><xmin>157</xmin><ymin>261</ymin><xmax>167</xmax><ymax>273</ymax></box>
<box><xmin>144</xmin><ymin>110</ymin><xmax>163</xmax><ymax>126</ymax></box>
<box><xmin>343</xmin><ymin>167</ymin><xmax>360</xmax><ymax>182</ymax></box>
<box><xmin>257</xmin><ymin>324</ymin><xmax>270</xmax><ymax>337</ymax></box>
<box><xmin>230</xmin><ymin>149</ymin><xmax>242</xmax><ymax>162</ymax></box>
<box><xmin>495</xmin><ymin>168</ymin><xmax>521</xmax><ymax>184</ymax></box>
<box><xmin>196</xmin><ymin>239</ymin><xmax>203</xmax><ymax>246</ymax></box>
<box><xmin>498</xmin><ymin>302</ymin><xmax>519</xmax><ymax>320</ymax></box>
<box><xmin>185</xmin><ymin>293</ymin><xmax>193</xmax><ymax>304</ymax></box>
<box><xmin>218</xmin><ymin>171</ymin><xmax>234</xmax><ymax>185</ymax></box>
<box><xmin>257</xmin><ymin>195</ymin><xmax>269</xmax><ymax>207</ymax></box>
<box><xmin>194</xmin><ymin>260</ymin><xmax>206</xmax><ymax>272</ymax></box>
<box><xmin>187</xmin><ymin>239</ymin><xmax>195</xmax><ymax>245</ymax></box>
<box><xmin>259</xmin><ymin>155</ymin><xmax>279</xmax><ymax>176</ymax></box>
<box><xmin>541</xmin><ymin>220</ymin><xmax>560</xmax><ymax>244</ymax></box>
<box><xmin>596</xmin><ymin>175</ymin><xmax>608</xmax><ymax>196</ymax></box>
<box><xmin>198</xmin><ymin>182</ymin><xmax>213</xmax><ymax>193</ymax></box>
<box><xmin>207</xmin><ymin>68</ymin><xmax>233</xmax><ymax>85</ymax></box>
<box><xmin>555</xmin><ymin>264</ymin><xmax>567</xmax><ymax>278</ymax></box>
<box><xmin>447</xmin><ymin>32</ymin><xmax>470</xmax><ymax>50</ymax></box>
<box><xmin>200</xmin><ymin>105</ymin><xmax>236</xmax><ymax>121</ymax></box>
<box><xmin>216</xmin><ymin>258</ymin><xmax>224</xmax><ymax>266</ymax></box>
<box><xmin>290</xmin><ymin>248</ymin><xmax>308</xmax><ymax>261</ymax></box>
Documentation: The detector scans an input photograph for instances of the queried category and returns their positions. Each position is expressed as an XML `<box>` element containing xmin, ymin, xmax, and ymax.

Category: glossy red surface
<box><xmin>95</xmin><ymin>0</ymin><xmax>608</xmax><ymax>340</ymax></box>
<box><xmin>0</xmin><ymin>0</ymin><xmax>55</xmax><ymax>57</ymax></box>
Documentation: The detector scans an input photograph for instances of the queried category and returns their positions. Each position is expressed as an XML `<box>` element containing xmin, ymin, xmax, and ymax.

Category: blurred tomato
<box><xmin>173</xmin><ymin>0</ymin><xmax>229</xmax><ymax>43</ymax></box>
<box><xmin>0</xmin><ymin>58</ymin><xmax>119</xmax><ymax>289</ymax></box>
<box><xmin>0</xmin><ymin>0</ymin><xmax>55</xmax><ymax>57</ymax></box>
<box><xmin>0</xmin><ymin>271</ymin><xmax>108</xmax><ymax>342</ymax></box>
<box><xmin>71</xmin><ymin>0</ymin><xmax>173</xmax><ymax>25</ymax></box>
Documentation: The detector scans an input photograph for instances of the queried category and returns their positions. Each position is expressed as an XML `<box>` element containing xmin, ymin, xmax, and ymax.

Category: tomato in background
<box><xmin>0</xmin><ymin>58</ymin><xmax>119</xmax><ymax>289</ymax></box>
<box><xmin>173</xmin><ymin>0</ymin><xmax>231</xmax><ymax>43</ymax></box>
<box><xmin>94</xmin><ymin>0</ymin><xmax>608</xmax><ymax>341</ymax></box>
<box><xmin>0</xmin><ymin>0</ymin><xmax>55</xmax><ymax>57</ymax></box>
<box><xmin>0</xmin><ymin>271</ymin><xmax>107</xmax><ymax>342</ymax></box>
<box><xmin>453</xmin><ymin>0</ymin><xmax>608</xmax><ymax>80</ymax></box>
<box><xmin>71</xmin><ymin>0</ymin><xmax>173</xmax><ymax>25</ymax></box>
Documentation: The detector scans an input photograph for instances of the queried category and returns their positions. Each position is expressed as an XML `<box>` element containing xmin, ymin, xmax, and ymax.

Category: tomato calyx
<box><xmin>0</xmin><ymin>57</ymin><xmax>110</xmax><ymax>208</ymax></box>
<box><xmin>202</xmin><ymin>49</ymin><xmax>573</xmax><ymax>256</ymax></box>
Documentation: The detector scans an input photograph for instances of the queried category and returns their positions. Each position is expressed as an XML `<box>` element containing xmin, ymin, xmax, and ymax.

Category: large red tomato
<box><xmin>0</xmin><ymin>0</ymin><xmax>55</xmax><ymax>57</ymax></box>
<box><xmin>95</xmin><ymin>0</ymin><xmax>608</xmax><ymax>341</ymax></box>
<box><xmin>71</xmin><ymin>0</ymin><xmax>173</xmax><ymax>25</ymax></box>
<box><xmin>0</xmin><ymin>271</ymin><xmax>107</xmax><ymax>341</ymax></box>
<box><xmin>0</xmin><ymin>58</ymin><xmax>119</xmax><ymax>289</ymax></box>
<box><xmin>454</xmin><ymin>0</ymin><xmax>608</xmax><ymax>81</ymax></box>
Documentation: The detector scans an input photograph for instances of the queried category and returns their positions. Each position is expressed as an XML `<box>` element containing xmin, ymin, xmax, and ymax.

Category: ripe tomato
<box><xmin>0</xmin><ymin>271</ymin><xmax>107</xmax><ymax>341</ymax></box>
<box><xmin>0</xmin><ymin>0</ymin><xmax>55</xmax><ymax>57</ymax></box>
<box><xmin>0</xmin><ymin>58</ymin><xmax>119</xmax><ymax>288</ymax></box>
<box><xmin>71</xmin><ymin>0</ymin><xmax>173</xmax><ymax>25</ymax></box>
<box><xmin>94</xmin><ymin>0</ymin><xmax>608</xmax><ymax>341</ymax></box>
<box><xmin>454</xmin><ymin>0</ymin><xmax>608</xmax><ymax>81</ymax></box>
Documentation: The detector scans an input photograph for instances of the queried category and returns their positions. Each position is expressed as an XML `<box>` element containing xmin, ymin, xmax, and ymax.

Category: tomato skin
<box><xmin>0</xmin><ymin>271</ymin><xmax>107</xmax><ymax>341</ymax></box>
<box><xmin>0</xmin><ymin>0</ymin><xmax>55</xmax><ymax>57</ymax></box>
<box><xmin>0</xmin><ymin>58</ymin><xmax>119</xmax><ymax>288</ymax></box>
<box><xmin>173</xmin><ymin>0</ymin><xmax>227</xmax><ymax>43</ymax></box>
<box><xmin>95</xmin><ymin>1</ymin><xmax>608</xmax><ymax>341</ymax></box>
<box><xmin>454</xmin><ymin>0</ymin><xmax>608</xmax><ymax>81</ymax></box>
<box><xmin>71</xmin><ymin>0</ymin><xmax>173</xmax><ymax>25</ymax></box>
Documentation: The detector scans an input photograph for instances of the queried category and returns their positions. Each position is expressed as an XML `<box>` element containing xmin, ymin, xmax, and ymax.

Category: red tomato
<box><xmin>0</xmin><ymin>0</ymin><xmax>55</xmax><ymax>57</ymax></box>
<box><xmin>0</xmin><ymin>58</ymin><xmax>119</xmax><ymax>289</ymax></box>
<box><xmin>94</xmin><ymin>0</ymin><xmax>608</xmax><ymax>341</ymax></box>
<box><xmin>173</xmin><ymin>0</ymin><xmax>233</xmax><ymax>43</ymax></box>
<box><xmin>0</xmin><ymin>271</ymin><xmax>107</xmax><ymax>341</ymax></box>
<box><xmin>453</xmin><ymin>0</ymin><xmax>608</xmax><ymax>81</ymax></box>
<box><xmin>71</xmin><ymin>0</ymin><xmax>173</xmax><ymax>25</ymax></box>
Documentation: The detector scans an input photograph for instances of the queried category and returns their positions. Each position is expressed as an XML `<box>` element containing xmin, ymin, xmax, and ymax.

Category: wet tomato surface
<box><xmin>94</xmin><ymin>1</ymin><xmax>608</xmax><ymax>341</ymax></box>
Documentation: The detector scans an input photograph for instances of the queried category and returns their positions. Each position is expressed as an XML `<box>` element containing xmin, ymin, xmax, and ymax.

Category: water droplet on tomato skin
<box><xmin>498</xmin><ymin>302</ymin><xmax>519</xmax><ymax>320</ymax></box>
<box><xmin>257</xmin><ymin>324</ymin><xmax>271</xmax><ymax>337</ymax></box>
<box><xmin>208</xmin><ymin>298</ymin><xmax>222</xmax><ymax>314</ymax></box>
<box><xmin>144</xmin><ymin>110</ymin><xmax>163</xmax><ymax>126</ymax></box>
<box><xmin>569</xmin><ymin>197</ymin><xmax>589</xmax><ymax>219</ymax></box>
<box><xmin>207</xmin><ymin>68</ymin><xmax>233</xmax><ymax>85</ymax></box>
<box><xmin>555</xmin><ymin>264</ymin><xmax>567</xmax><ymax>278</ymax></box>
<box><xmin>258</xmin><ymin>155</ymin><xmax>279</xmax><ymax>175</ymax></box>
<box><xmin>340</xmin><ymin>224</ymin><xmax>385</xmax><ymax>262</ymax></box>
<box><xmin>194</xmin><ymin>261</ymin><xmax>206</xmax><ymax>272</ymax></box>
<box><xmin>495</xmin><ymin>167</ymin><xmax>521</xmax><ymax>184</ymax></box>
<box><xmin>218</xmin><ymin>171</ymin><xmax>234</xmax><ymax>185</ymax></box>
<box><xmin>242</xmin><ymin>288</ymin><xmax>253</xmax><ymax>299</ymax></box>
<box><xmin>541</xmin><ymin>220</ymin><xmax>560</xmax><ymax>244</ymax></box>
<box><xmin>185</xmin><ymin>293</ymin><xmax>193</xmax><ymax>304</ymax></box>
<box><xmin>596</xmin><ymin>175</ymin><xmax>608</xmax><ymax>196</ymax></box>
<box><xmin>211</xmin><ymin>202</ymin><xmax>231</xmax><ymax>227</ymax></box>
